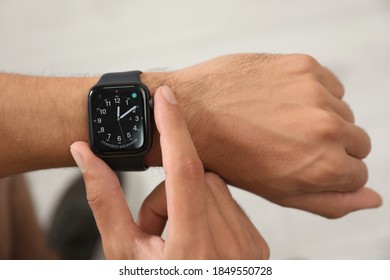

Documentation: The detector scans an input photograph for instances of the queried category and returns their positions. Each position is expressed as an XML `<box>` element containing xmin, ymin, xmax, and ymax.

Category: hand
<box><xmin>165</xmin><ymin>53</ymin><xmax>382</xmax><ymax>218</ymax></box>
<box><xmin>70</xmin><ymin>86</ymin><xmax>269</xmax><ymax>259</ymax></box>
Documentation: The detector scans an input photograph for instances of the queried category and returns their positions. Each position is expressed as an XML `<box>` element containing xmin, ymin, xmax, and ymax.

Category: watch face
<box><xmin>88</xmin><ymin>84</ymin><xmax>151</xmax><ymax>156</ymax></box>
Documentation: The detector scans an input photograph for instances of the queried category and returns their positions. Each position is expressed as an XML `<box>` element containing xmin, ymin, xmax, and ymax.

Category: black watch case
<box><xmin>88</xmin><ymin>83</ymin><xmax>152</xmax><ymax>159</ymax></box>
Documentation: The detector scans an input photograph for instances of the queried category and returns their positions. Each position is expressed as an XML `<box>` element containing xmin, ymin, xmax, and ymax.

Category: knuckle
<box><xmin>314</xmin><ymin>111</ymin><xmax>345</xmax><ymax>140</ymax></box>
<box><xmin>85</xmin><ymin>183</ymin><xmax>104</xmax><ymax>211</ymax></box>
<box><xmin>205</xmin><ymin>172</ymin><xmax>228</xmax><ymax>191</ymax></box>
<box><xmin>290</xmin><ymin>54</ymin><xmax>320</xmax><ymax>72</ymax></box>
<box><xmin>327</xmin><ymin>158</ymin><xmax>349</xmax><ymax>180</ymax></box>
<box><xmin>309</xmin><ymin>156</ymin><xmax>347</xmax><ymax>188</ymax></box>
<box><xmin>175</xmin><ymin>157</ymin><xmax>204</xmax><ymax>180</ymax></box>
<box><xmin>322</xmin><ymin>193</ymin><xmax>354</xmax><ymax>219</ymax></box>
<box><xmin>325</xmin><ymin>159</ymin><xmax>349</xmax><ymax>183</ymax></box>
<box><xmin>85</xmin><ymin>179</ymin><xmax>123</xmax><ymax>214</ymax></box>
<box><xmin>313</xmin><ymin>156</ymin><xmax>366</xmax><ymax>192</ymax></box>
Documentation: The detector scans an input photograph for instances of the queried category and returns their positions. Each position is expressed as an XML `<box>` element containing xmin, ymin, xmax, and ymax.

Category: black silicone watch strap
<box><xmin>97</xmin><ymin>71</ymin><xmax>142</xmax><ymax>86</ymax></box>
<box><xmin>103</xmin><ymin>156</ymin><xmax>147</xmax><ymax>172</ymax></box>
<box><xmin>95</xmin><ymin>70</ymin><xmax>148</xmax><ymax>171</ymax></box>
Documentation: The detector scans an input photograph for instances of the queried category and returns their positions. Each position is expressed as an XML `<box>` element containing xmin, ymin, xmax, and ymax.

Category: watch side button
<box><xmin>148</xmin><ymin>97</ymin><xmax>154</xmax><ymax>110</ymax></box>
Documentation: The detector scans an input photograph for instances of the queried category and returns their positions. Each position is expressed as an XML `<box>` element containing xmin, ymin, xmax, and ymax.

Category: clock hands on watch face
<box><xmin>117</xmin><ymin>105</ymin><xmax>137</xmax><ymax>121</ymax></box>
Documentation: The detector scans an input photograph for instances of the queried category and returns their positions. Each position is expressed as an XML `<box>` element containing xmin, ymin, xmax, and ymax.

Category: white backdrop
<box><xmin>1</xmin><ymin>0</ymin><xmax>389</xmax><ymax>259</ymax></box>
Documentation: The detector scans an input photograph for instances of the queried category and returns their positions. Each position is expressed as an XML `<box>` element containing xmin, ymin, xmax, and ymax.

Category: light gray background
<box><xmin>0</xmin><ymin>0</ymin><xmax>389</xmax><ymax>259</ymax></box>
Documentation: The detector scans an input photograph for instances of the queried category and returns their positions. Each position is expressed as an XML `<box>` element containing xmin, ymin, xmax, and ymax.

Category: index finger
<box><xmin>154</xmin><ymin>86</ymin><xmax>208</xmax><ymax>225</ymax></box>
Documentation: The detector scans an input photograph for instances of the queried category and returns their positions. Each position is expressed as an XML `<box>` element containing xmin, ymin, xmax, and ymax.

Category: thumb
<box><xmin>274</xmin><ymin>187</ymin><xmax>382</xmax><ymax>218</ymax></box>
<box><xmin>70</xmin><ymin>141</ymin><xmax>139</xmax><ymax>257</ymax></box>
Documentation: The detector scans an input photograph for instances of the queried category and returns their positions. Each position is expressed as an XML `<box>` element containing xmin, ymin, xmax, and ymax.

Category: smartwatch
<box><xmin>87</xmin><ymin>71</ymin><xmax>153</xmax><ymax>171</ymax></box>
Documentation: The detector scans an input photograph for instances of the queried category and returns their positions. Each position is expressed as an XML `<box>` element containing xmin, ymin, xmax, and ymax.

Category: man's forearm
<box><xmin>0</xmin><ymin>74</ymin><xmax>92</xmax><ymax>177</ymax></box>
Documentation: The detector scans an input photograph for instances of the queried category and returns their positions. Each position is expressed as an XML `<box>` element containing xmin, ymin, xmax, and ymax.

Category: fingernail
<box><xmin>70</xmin><ymin>146</ymin><xmax>86</xmax><ymax>173</ymax></box>
<box><xmin>160</xmin><ymin>85</ymin><xmax>177</xmax><ymax>105</ymax></box>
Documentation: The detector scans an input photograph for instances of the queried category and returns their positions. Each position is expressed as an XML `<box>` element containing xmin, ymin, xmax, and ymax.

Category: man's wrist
<box><xmin>141</xmin><ymin>69</ymin><xmax>210</xmax><ymax>170</ymax></box>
